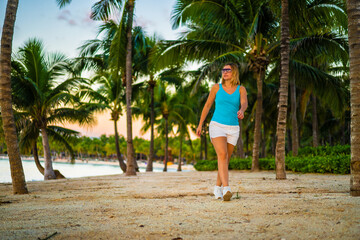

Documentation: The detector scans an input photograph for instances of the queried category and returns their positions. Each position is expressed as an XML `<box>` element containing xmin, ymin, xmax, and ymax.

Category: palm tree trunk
<box><xmin>33</xmin><ymin>141</ymin><xmax>65</xmax><ymax>179</ymax></box>
<box><xmin>236</xmin><ymin>119</ymin><xmax>245</xmax><ymax>158</ymax></box>
<box><xmin>0</xmin><ymin>0</ymin><xmax>28</xmax><ymax>194</ymax></box>
<box><xmin>114</xmin><ymin>119</ymin><xmax>127</xmax><ymax>172</ymax></box>
<box><xmin>271</xmin><ymin>133</ymin><xmax>276</xmax><ymax>156</ymax></box>
<box><xmin>125</xmin><ymin>0</ymin><xmax>136</xmax><ymax>176</ymax></box>
<box><xmin>287</xmin><ymin>129</ymin><xmax>292</xmax><ymax>152</ymax></box>
<box><xmin>41</xmin><ymin>127</ymin><xmax>56</xmax><ymax>180</ymax></box>
<box><xmin>312</xmin><ymin>94</ymin><xmax>319</xmax><ymax>147</ymax></box>
<box><xmin>347</xmin><ymin>0</ymin><xmax>360</xmax><ymax>197</ymax></box>
<box><xmin>290</xmin><ymin>78</ymin><xmax>299</xmax><ymax>156</ymax></box>
<box><xmin>274</xmin><ymin>0</ymin><xmax>289</xmax><ymax>180</ymax></box>
<box><xmin>33</xmin><ymin>142</ymin><xmax>44</xmax><ymax>175</ymax></box>
<box><xmin>146</xmin><ymin>79</ymin><xmax>155</xmax><ymax>172</ymax></box>
<box><xmin>132</xmin><ymin>145</ymin><xmax>139</xmax><ymax>172</ymax></box>
<box><xmin>177</xmin><ymin>133</ymin><xmax>182</xmax><ymax>172</ymax></box>
<box><xmin>252</xmin><ymin>69</ymin><xmax>264</xmax><ymax>171</ymax></box>
<box><xmin>261</xmin><ymin>128</ymin><xmax>266</xmax><ymax>158</ymax></box>
<box><xmin>163</xmin><ymin>116</ymin><xmax>168</xmax><ymax>172</ymax></box>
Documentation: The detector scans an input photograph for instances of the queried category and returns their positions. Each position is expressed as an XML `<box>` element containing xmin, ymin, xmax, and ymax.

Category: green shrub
<box><xmin>286</xmin><ymin>155</ymin><xmax>350</xmax><ymax>174</ymax></box>
<box><xmin>229</xmin><ymin>158</ymin><xmax>251</xmax><ymax>170</ymax></box>
<box><xmin>194</xmin><ymin>160</ymin><xmax>218</xmax><ymax>171</ymax></box>
<box><xmin>296</xmin><ymin>145</ymin><xmax>350</xmax><ymax>156</ymax></box>
<box><xmin>194</xmin><ymin>154</ymin><xmax>350</xmax><ymax>174</ymax></box>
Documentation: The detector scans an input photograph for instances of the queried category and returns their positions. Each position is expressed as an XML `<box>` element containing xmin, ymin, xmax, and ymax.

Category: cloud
<box><xmin>58</xmin><ymin>10</ymin><xmax>77</xmax><ymax>26</ymax></box>
<box><xmin>57</xmin><ymin>10</ymin><xmax>96</xmax><ymax>28</ymax></box>
<box><xmin>81</xmin><ymin>11</ymin><xmax>95</xmax><ymax>26</ymax></box>
<box><xmin>57</xmin><ymin>10</ymin><xmax>71</xmax><ymax>20</ymax></box>
<box><xmin>68</xmin><ymin>19</ymin><xmax>77</xmax><ymax>26</ymax></box>
<box><xmin>134</xmin><ymin>16</ymin><xmax>156</xmax><ymax>30</ymax></box>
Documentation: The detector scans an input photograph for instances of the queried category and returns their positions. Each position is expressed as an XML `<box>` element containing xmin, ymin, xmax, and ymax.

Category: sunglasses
<box><xmin>222</xmin><ymin>68</ymin><xmax>232</xmax><ymax>73</ymax></box>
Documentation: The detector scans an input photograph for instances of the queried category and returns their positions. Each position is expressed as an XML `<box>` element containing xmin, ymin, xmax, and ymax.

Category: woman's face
<box><xmin>222</xmin><ymin>65</ymin><xmax>233</xmax><ymax>81</ymax></box>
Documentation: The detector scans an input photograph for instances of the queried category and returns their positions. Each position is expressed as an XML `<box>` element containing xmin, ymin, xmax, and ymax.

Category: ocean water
<box><xmin>0</xmin><ymin>158</ymin><xmax>184</xmax><ymax>183</ymax></box>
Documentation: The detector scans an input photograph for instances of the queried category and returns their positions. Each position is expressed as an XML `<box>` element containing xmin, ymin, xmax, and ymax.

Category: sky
<box><xmin>0</xmin><ymin>0</ymin><xmax>198</xmax><ymax>139</ymax></box>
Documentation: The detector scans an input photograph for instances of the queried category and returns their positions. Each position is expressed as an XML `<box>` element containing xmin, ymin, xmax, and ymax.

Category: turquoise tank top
<box><xmin>211</xmin><ymin>84</ymin><xmax>240</xmax><ymax>126</ymax></box>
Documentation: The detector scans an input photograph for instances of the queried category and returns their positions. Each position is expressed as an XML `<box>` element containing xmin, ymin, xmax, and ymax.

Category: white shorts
<box><xmin>209</xmin><ymin>121</ymin><xmax>240</xmax><ymax>146</ymax></box>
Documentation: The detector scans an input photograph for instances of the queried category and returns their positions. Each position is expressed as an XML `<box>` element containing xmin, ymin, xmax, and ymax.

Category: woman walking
<box><xmin>196</xmin><ymin>63</ymin><xmax>248</xmax><ymax>201</ymax></box>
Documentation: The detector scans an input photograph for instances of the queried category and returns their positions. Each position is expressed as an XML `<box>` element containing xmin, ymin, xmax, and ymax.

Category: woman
<box><xmin>196</xmin><ymin>63</ymin><xmax>248</xmax><ymax>201</ymax></box>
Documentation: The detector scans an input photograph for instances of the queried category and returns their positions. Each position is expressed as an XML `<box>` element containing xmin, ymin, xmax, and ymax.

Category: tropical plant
<box><xmin>57</xmin><ymin>0</ymin><xmax>137</xmax><ymax>176</ymax></box>
<box><xmin>163</xmin><ymin>0</ymin><xmax>279</xmax><ymax>171</ymax></box>
<box><xmin>0</xmin><ymin>0</ymin><xmax>28</xmax><ymax>194</ymax></box>
<box><xmin>77</xmin><ymin>20</ymin><xmax>153</xmax><ymax>172</ymax></box>
<box><xmin>79</xmin><ymin>71</ymin><xmax>127</xmax><ymax>172</ymax></box>
<box><xmin>11</xmin><ymin>38</ymin><xmax>96</xmax><ymax>180</ymax></box>
<box><xmin>347</xmin><ymin>0</ymin><xmax>360</xmax><ymax>196</ymax></box>
<box><xmin>153</xmin><ymin>81</ymin><xmax>193</xmax><ymax>171</ymax></box>
<box><xmin>275</xmin><ymin>0</ymin><xmax>290</xmax><ymax>179</ymax></box>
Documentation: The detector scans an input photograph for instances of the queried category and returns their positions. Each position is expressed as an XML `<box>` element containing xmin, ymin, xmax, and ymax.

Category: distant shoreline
<box><xmin>0</xmin><ymin>155</ymin><xmax>195</xmax><ymax>171</ymax></box>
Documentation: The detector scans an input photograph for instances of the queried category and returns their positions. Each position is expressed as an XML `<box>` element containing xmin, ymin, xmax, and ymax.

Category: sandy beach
<box><xmin>1</xmin><ymin>170</ymin><xmax>359</xmax><ymax>240</ymax></box>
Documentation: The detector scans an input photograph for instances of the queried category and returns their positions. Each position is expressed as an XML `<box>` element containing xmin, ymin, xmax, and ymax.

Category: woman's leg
<box><xmin>212</xmin><ymin>137</ymin><xmax>230</xmax><ymax>187</ymax></box>
<box><xmin>216</xmin><ymin>143</ymin><xmax>235</xmax><ymax>186</ymax></box>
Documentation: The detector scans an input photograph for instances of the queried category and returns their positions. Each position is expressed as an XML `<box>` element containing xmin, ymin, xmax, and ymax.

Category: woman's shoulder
<box><xmin>211</xmin><ymin>83</ymin><xmax>220</xmax><ymax>91</ymax></box>
<box><xmin>239</xmin><ymin>85</ymin><xmax>246</xmax><ymax>91</ymax></box>
<box><xmin>209</xmin><ymin>83</ymin><xmax>220</xmax><ymax>96</ymax></box>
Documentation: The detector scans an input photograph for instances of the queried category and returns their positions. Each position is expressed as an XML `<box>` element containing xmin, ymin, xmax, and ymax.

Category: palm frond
<box><xmin>91</xmin><ymin>0</ymin><xmax>124</xmax><ymax>21</ymax></box>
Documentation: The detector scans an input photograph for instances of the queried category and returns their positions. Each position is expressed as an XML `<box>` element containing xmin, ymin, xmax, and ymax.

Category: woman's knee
<box><xmin>217</xmin><ymin>152</ymin><xmax>228</xmax><ymax>161</ymax></box>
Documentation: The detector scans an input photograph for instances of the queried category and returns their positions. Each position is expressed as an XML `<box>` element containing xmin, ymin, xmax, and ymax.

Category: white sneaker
<box><xmin>214</xmin><ymin>186</ymin><xmax>223</xmax><ymax>200</ymax></box>
<box><xmin>223</xmin><ymin>186</ymin><xmax>233</xmax><ymax>201</ymax></box>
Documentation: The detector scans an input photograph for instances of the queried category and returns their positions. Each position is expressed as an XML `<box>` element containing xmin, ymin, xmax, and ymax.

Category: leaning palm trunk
<box><xmin>252</xmin><ymin>69</ymin><xmax>265</xmax><ymax>171</ymax></box>
<box><xmin>163</xmin><ymin>115</ymin><xmax>169</xmax><ymax>172</ymax></box>
<box><xmin>33</xmin><ymin>143</ymin><xmax>44</xmax><ymax>175</ymax></box>
<box><xmin>146</xmin><ymin>79</ymin><xmax>155</xmax><ymax>172</ymax></box>
<box><xmin>290</xmin><ymin>78</ymin><xmax>299</xmax><ymax>156</ymax></box>
<box><xmin>347</xmin><ymin>0</ymin><xmax>360</xmax><ymax>196</ymax></box>
<box><xmin>0</xmin><ymin>0</ymin><xmax>27</xmax><ymax>194</ymax></box>
<box><xmin>275</xmin><ymin>0</ymin><xmax>290</xmax><ymax>180</ymax></box>
<box><xmin>114</xmin><ymin>119</ymin><xmax>127</xmax><ymax>172</ymax></box>
<box><xmin>41</xmin><ymin>127</ymin><xmax>56</xmax><ymax>180</ymax></box>
<box><xmin>33</xmin><ymin>143</ymin><xmax>65</xmax><ymax>179</ymax></box>
<box><xmin>125</xmin><ymin>0</ymin><xmax>136</xmax><ymax>176</ymax></box>
<box><xmin>312</xmin><ymin>94</ymin><xmax>319</xmax><ymax>147</ymax></box>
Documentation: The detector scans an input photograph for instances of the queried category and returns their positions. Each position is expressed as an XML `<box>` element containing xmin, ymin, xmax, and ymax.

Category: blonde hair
<box><xmin>221</xmin><ymin>63</ymin><xmax>240</xmax><ymax>86</ymax></box>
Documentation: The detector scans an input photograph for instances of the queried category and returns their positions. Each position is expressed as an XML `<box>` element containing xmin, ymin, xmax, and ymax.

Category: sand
<box><xmin>0</xmin><ymin>170</ymin><xmax>359</xmax><ymax>240</ymax></box>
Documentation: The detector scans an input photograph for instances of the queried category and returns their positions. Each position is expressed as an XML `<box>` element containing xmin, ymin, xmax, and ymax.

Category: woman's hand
<box><xmin>196</xmin><ymin>125</ymin><xmax>202</xmax><ymax>137</ymax></box>
<box><xmin>237</xmin><ymin>110</ymin><xmax>244</xmax><ymax>119</ymax></box>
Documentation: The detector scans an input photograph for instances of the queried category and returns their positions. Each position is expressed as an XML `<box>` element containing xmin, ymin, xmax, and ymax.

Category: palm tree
<box><xmin>164</xmin><ymin>0</ymin><xmax>278</xmax><ymax>171</ymax></box>
<box><xmin>57</xmin><ymin>0</ymin><xmax>137</xmax><ymax>176</ymax></box>
<box><xmin>154</xmin><ymin>82</ymin><xmax>190</xmax><ymax>171</ymax></box>
<box><xmin>131</xmin><ymin>33</ymin><xmax>160</xmax><ymax>172</ymax></box>
<box><xmin>166</xmin><ymin>0</ymin><xmax>349</xmax><ymax>168</ymax></box>
<box><xmin>347</xmin><ymin>0</ymin><xmax>360</xmax><ymax>197</ymax></box>
<box><xmin>0</xmin><ymin>0</ymin><xmax>28</xmax><ymax>194</ymax></box>
<box><xmin>275</xmin><ymin>0</ymin><xmax>290</xmax><ymax>179</ymax></box>
<box><xmin>11</xmin><ymin>38</ymin><xmax>96</xmax><ymax>180</ymax></box>
<box><xmin>15</xmin><ymin>114</ymin><xmax>77</xmax><ymax>179</ymax></box>
<box><xmin>77</xmin><ymin>23</ymin><xmax>151</xmax><ymax>172</ymax></box>
<box><xmin>123</xmin><ymin>0</ymin><xmax>136</xmax><ymax>176</ymax></box>
<box><xmin>79</xmin><ymin>72</ymin><xmax>127</xmax><ymax>172</ymax></box>
<box><xmin>173</xmin><ymin>85</ymin><xmax>196</xmax><ymax>171</ymax></box>
<box><xmin>287</xmin><ymin>0</ymin><xmax>347</xmax><ymax>155</ymax></box>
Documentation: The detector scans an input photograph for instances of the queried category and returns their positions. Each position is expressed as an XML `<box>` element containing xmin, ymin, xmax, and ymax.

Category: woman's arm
<box><xmin>237</xmin><ymin>86</ymin><xmax>248</xmax><ymax>119</ymax></box>
<box><xmin>196</xmin><ymin>84</ymin><xmax>219</xmax><ymax>136</ymax></box>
